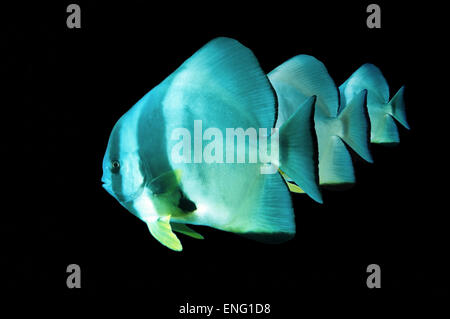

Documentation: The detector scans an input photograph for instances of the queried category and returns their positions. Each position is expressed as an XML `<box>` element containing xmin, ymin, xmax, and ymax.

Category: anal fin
<box><xmin>171</xmin><ymin>223</ymin><xmax>204</xmax><ymax>240</ymax></box>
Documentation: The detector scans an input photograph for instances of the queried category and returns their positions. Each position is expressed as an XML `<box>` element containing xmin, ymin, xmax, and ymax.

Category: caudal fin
<box><xmin>338</xmin><ymin>89</ymin><xmax>373</xmax><ymax>163</ymax></box>
<box><xmin>278</xmin><ymin>96</ymin><xmax>322</xmax><ymax>203</ymax></box>
<box><xmin>389</xmin><ymin>86</ymin><xmax>409</xmax><ymax>129</ymax></box>
<box><xmin>370</xmin><ymin>86</ymin><xmax>409</xmax><ymax>144</ymax></box>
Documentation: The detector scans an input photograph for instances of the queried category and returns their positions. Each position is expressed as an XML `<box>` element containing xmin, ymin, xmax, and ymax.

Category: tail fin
<box><xmin>388</xmin><ymin>86</ymin><xmax>409</xmax><ymax>130</ymax></box>
<box><xmin>278</xmin><ymin>96</ymin><xmax>322</xmax><ymax>203</ymax></box>
<box><xmin>337</xmin><ymin>89</ymin><xmax>373</xmax><ymax>163</ymax></box>
<box><xmin>370</xmin><ymin>86</ymin><xmax>409</xmax><ymax>144</ymax></box>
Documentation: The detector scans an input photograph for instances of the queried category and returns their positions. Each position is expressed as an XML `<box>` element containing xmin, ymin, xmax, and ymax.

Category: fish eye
<box><xmin>111</xmin><ymin>160</ymin><xmax>120</xmax><ymax>173</ymax></box>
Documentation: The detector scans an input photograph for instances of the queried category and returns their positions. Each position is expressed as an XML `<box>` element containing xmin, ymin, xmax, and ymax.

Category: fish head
<box><xmin>102</xmin><ymin>120</ymin><xmax>145</xmax><ymax>204</ymax></box>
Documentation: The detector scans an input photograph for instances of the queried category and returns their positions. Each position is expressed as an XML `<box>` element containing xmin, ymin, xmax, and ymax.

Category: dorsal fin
<box><xmin>269</xmin><ymin>55</ymin><xmax>339</xmax><ymax>117</ymax></box>
<box><xmin>163</xmin><ymin>37</ymin><xmax>277</xmax><ymax>129</ymax></box>
<box><xmin>340</xmin><ymin>63</ymin><xmax>389</xmax><ymax>106</ymax></box>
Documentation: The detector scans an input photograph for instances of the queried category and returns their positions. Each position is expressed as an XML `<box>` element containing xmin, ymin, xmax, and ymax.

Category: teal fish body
<box><xmin>339</xmin><ymin>63</ymin><xmax>409</xmax><ymax>144</ymax></box>
<box><xmin>269</xmin><ymin>55</ymin><xmax>372</xmax><ymax>186</ymax></box>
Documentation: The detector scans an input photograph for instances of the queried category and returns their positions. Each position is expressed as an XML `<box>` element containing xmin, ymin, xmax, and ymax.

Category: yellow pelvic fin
<box><xmin>279</xmin><ymin>169</ymin><xmax>305</xmax><ymax>193</ymax></box>
<box><xmin>146</xmin><ymin>216</ymin><xmax>182</xmax><ymax>251</ymax></box>
<box><xmin>286</xmin><ymin>182</ymin><xmax>305</xmax><ymax>193</ymax></box>
<box><xmin>171</xmin><ymin>223</ymin><xmax>204</xmax><ymax>240</ymax></box>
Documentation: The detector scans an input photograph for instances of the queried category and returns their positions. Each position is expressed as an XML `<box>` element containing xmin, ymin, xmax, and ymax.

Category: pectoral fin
<box><xmin>148</xmin><ymin>169</ymin><xmax>182</xmax><ymax>195</ymax></box>
<box><xmin>146</xmin><ymin>216</ymin><xmax>182</xmax><ymax>251</ymax></box>
<box><xmin>171</xmin><ymin>223</ymin><xmax>204</xmax><ymax>239</ymax></box>
<box><xmin>286</xmin><ymin>181</ymin><xmax>305</xmax><ymax>193</ymax></box>
<box><xmin>279</xmin><ymin>169</ymin><xmax>305</xmax><ymax>194</ymax></box>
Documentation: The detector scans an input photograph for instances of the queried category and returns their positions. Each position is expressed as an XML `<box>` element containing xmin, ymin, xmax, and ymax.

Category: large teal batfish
<box><xmin>102</xmin><ymin>38</ymin><xmax>321</xmax><ymax>251</ymax></box>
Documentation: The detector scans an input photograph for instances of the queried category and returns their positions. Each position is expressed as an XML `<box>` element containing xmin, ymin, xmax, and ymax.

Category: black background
<box><xmin>2</xmin><ymin>0</ymin><xmax>448</xmax><ymax>314</ymax></box>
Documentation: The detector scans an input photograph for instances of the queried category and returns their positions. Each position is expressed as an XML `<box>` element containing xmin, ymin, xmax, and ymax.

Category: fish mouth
<box><xmin>102</xmin><ymin>182</ymin><xmax>114</xmax><ymax>196</ymax></box>
<box><xmin>101</xmin><ymin>175</ymin><xmax>114</xmax><ymax>194</ymax></box>
<box><xmin>101</xmin><ymin>182</ymin><xmax>125</xmax><ymax>202</ymax></box>
<box><xmin>101</xmin><ymin>178</ymin><xmax>111</xmax><ymax>189</ymax></box>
